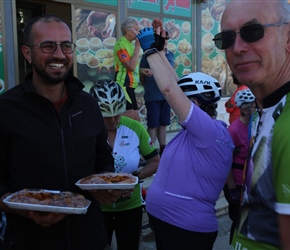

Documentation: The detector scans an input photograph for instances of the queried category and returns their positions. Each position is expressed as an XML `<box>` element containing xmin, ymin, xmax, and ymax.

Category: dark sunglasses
<box><xmin>213</xmin><ymin>22</ymin><xmax>289</xmax><ymax>50</ymax></box>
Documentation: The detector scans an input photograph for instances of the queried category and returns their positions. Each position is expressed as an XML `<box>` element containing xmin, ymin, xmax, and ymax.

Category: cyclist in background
<box><xmin>90</xmin><ymin>80</ymin><xmax>160</xmax><ymax>250</ymax></box>
<box><xmin>224</xmin><ymin>89</ymin><xmax>256</xmax><ymax>244</ymax></box>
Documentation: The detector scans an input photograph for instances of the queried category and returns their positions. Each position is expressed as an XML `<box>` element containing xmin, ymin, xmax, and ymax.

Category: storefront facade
<box><xmin>0</xmin><ymin>0</ymin><xmax>231</xmax><ymax>128</ymax></box>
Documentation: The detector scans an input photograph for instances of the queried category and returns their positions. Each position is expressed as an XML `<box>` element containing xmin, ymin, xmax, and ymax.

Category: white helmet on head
<box><xmin>177</xmin><ymin>72</ymin><xmax>221</xmax><ymax>105</ymax></box>
<box><xmin>235</xmin><ymin>89</ymin><xmax>255</xmax><ymax>108</ymax></box>
<box><xmin>90</xmin><ymin>79</ymin><xmax>126</xmax><ymax>117</ymax></box>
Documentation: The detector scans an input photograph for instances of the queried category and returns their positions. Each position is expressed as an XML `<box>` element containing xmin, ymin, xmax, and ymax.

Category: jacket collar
<box><xmin>23</xmin><ymin>72</ymin><xmax>85</xmax><ymax>98</ymax></box>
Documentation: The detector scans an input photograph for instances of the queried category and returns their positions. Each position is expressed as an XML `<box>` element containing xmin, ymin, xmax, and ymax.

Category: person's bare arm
<box><xmin>139</xmin><ymin>68</ymin><xmax>152</xmax><ymax>86</ymax></box>
<box><xmin>136</xmin><ymin>24</ymin><xmax>191</xmax><ymax>121</ymax></box>
<box><xmin>147</xmin><ymin>53</ymin><xmax>191</xmax><ymax>122</ymax></box>
<box><xmin>279</xmin><ymin>214</ymin><xmax>290</xmax><ymax>249</ymax></box>
<box><xmin>137</xmin><ymin>154</ymin><xmax>160</xmax><ymax>180</ymax></box>
<box><xmin>159</xmin><ymin>51</ymin><xmax>179</xmax><ymax>82</ymax></box>
<box><xmin>122</xmin><ymin>39</ymin><xmax>141</xmax><ymax>72</ymax></box>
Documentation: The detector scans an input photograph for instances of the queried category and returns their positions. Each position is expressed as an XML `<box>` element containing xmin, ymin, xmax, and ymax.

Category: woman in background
<box><xmin>90</xmin><ymin>80</ymin><xmax>160</xmax><ymax>250</ymax></box>
<box><xmin>224</xmin><ymin>89</ymin><xmax>256</xmax><ymax>244</ymax></box>
<box><xmin>225</xmin><ymin>74</ymin><xmax>248</xmax><ymax>124</ymax></box>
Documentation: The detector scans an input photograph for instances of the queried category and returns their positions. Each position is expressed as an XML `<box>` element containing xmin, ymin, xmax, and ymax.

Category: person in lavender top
<box><xmin>136</xmin><ymin>25</ymin><xmax>234</xmax><ymax>250</ymax></box>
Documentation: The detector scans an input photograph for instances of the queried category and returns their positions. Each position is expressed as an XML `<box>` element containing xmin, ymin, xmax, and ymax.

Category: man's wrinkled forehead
<box><xmin>221</xmin><ymin>0</ymin><xmax>276</xmax><ymax>29</ymax></box>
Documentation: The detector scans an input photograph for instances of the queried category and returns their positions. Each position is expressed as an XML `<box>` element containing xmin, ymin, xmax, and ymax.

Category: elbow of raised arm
<box><xmin>160</xmin><ymin>83</ymin><xmax>173</xmax><ymax>98</ymax></box>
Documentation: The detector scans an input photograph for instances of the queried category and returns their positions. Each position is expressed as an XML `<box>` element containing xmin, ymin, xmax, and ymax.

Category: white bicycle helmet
<box><xmin>177</xmin><ymin>72</ymin><xmax>221</xmax><ymax>104</ymax></box>
<box><xmin>235</xmin><ymin>89</ymin><xmax>255</xmax><ymax>108</ymax></box>
<box><xmin>90</xmin><ymin>79</ymin><xmax>126</xmax><ymax>117</ymax></box>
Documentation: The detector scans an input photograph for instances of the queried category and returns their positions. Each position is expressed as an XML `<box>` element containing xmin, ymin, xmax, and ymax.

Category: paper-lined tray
<box><xmin>3</xmin><ymin>189</ymin><xmax>91</xmax><ymax>214</ymax></box>
<box><xmin>76</xmin><ymin>173</ymin><xmax>138</xmax><ymax>190</ymax></box>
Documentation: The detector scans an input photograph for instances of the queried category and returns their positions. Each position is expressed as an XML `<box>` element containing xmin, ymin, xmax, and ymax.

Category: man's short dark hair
<box><xmin>22</xmin><ymin>14</ymin><xmax>70</xmax><ymax>45</ymax></box>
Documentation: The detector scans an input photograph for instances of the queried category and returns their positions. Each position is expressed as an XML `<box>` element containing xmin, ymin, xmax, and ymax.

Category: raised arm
<box><xmin>159</xmin><ymin>51</ymin><xmax>179</xmax><ymax>82</ymax></box>
<box><xmin>146</xmin><ymin>53</ymin><xmax>191</xmax><ymax>122</ymax></box>
<box><xmin>137</xmin><ymin>28</ymin><xmax>191</xmax><ymax>122</ymax></box>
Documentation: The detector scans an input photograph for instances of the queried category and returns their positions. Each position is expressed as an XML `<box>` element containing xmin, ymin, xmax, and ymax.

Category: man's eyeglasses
<box><xmin>212</xmin><ymin>22</ymin><xmax>289</xmax><ymax>50</ymax></box>
<box><xmin>27</xmin><ymin>42</ymin><xmax>76</xmax><ymax>54</ymax></box>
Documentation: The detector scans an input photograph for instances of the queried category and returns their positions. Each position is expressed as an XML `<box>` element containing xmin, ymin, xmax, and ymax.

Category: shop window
<box><xmin>75</xmin><ymin>9</ymin><xmax>117</xmax><ymax>92</ymax></box>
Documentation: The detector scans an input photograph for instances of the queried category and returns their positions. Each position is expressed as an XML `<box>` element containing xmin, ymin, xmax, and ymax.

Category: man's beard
<box><xmin>32</xmin><ymin>61</ymin><xmax>73</xmax><ymax>85</ymax></box>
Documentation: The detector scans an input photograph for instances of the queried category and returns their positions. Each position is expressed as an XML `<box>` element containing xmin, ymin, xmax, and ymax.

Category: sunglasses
<box><xmin>213</xmin><ymin>22</ymin><xmax>289</xmax><ymax>50</ymax></box>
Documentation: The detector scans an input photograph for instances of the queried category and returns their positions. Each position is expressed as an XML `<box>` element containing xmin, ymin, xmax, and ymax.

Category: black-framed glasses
<box><xmin>213</xmin><ymin>22</ymin><xmax>289</xmax><ymax>50</ymax></box>
<box><xmin>27</xmin><ymin>41</ymin><xmax>76</xmax><ymax>54</ymax></box>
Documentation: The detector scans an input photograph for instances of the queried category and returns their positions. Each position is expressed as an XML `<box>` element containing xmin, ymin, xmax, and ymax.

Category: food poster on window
<box><xmin>75</xmin><ymin>8</ymin><xmax>116</xmax><ymax>93</ymax></box>
<box><xmin>200</xmin><ymin>0</ymin><xmax>235</xmax><ymax>96</ymax></box>
<box><xmin>0</xmin><ymin>11</ymin><xmax>4</xmax><ymax>94</ymax></box>
<box><xmin>163</xmin><ymin>17</ymin><xmax>192</xmax><ymax>77</ymax></box>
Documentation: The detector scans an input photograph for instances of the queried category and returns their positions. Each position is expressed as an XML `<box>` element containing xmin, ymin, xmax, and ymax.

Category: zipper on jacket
<box><xmin>68</xmin><ymin>111</ymin><xmax>83</xmax><ymax>127</ymax></box>
<box><xmin>59</xmin><ymin>123</ymin><xmax>71</xmax><ymax>250</ymax></box>
<box><xmin>60</xmin><ymin>127</ymin><xmax>68</xmax><ymax>188</ymax></box>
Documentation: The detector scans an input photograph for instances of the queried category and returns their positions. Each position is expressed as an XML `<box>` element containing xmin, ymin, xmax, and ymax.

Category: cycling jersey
<box><xmin>102</xmin><ymin>116</ymin><xmax>158</xmax><ymax>212</ymax></box>
<box><xmin>232</xmin><ymin>82</ymin><xmax>290</xmax><ymax>250</ymax></box>
<box><xmin>146</xmin><ymin>103</ymin><xmax>234</xmax><ymax>233</ymax></box>
<box><xmin>114</xmin><ymin>36</ymin><xmax>139</xmax><ymax>89</ymax></box>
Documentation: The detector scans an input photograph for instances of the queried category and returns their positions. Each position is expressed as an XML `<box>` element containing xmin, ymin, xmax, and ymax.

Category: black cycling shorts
<box><xmin>125</xmin><ymin>87</ymin><xmax>138</xmax><ymax>110</ymax></box>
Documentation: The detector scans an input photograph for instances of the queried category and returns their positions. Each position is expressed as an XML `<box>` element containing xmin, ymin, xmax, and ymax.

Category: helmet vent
<box><xmin>89</xmin><ymin>79</ymin><xmax>127</xmax><ymax>117</ymax></box>
<box><xmin>234</xmin><ymin>89</ymin><xmax>255</xmax><ymax>107</ymax></box>
<box><xmin>180</xmin><ymin>86</ymin><xmax>198</xmax><ymax>92</ymax></box>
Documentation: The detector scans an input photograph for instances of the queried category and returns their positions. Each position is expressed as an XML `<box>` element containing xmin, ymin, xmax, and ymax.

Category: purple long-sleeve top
<box><xmin>146</xmin><ymin>103</ymin><xmax>234</xmax><ymax>232</ymax></box>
